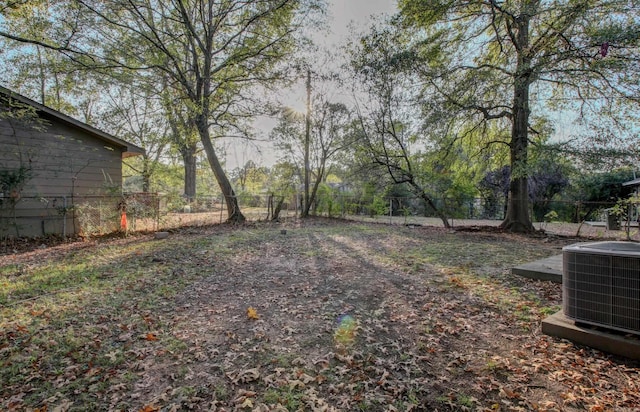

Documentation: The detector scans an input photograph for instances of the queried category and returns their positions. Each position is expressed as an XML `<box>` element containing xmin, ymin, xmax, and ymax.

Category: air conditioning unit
<box><xmin>563</xmin><ymin>241</ymin><xmax>640</xmax><ymax>335</ymax></box>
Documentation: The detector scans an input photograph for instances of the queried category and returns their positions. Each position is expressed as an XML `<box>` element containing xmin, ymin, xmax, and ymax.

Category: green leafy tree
<box><xmin>271</xmin><ymin>88</ymin><xmax>352</xmax><ymax>217</ymax></box>
<box><xmin>0</xmin><ymin>1</ymin><xmax>99</xmax><ymax>117</ymax></box>
<box><xmin>232</xmin><ymin>160</ymin><xmax>269</xmax><ymax>194</ymax></box>
<box><xmin>99</xmin><ymin>85</ymin><xmax>170</xmax><ymax>193</ymax></box>
<box><xmin>1</xmin><ymin>0</ymin><xmax>323</xmax><ymax>223</ymax></box>
<box><xmin>397</xmin><ymin>0</ymin><xmax>640</xmax><ymax>232</ymax></box>
<box><xmin>231</xmin><ymin>160</ymin><xmax>269</xmax><ymax>207</ymax></box>
<box><xmin>266</xmin><ymin>161</ymin><xmax>298</xmax><ymax>220</ymax></box>
<box><xmin>574</xmin><ymin>169</ymin><xmax>636</xmax><ymax>203</ymax></box>
<box><xmin>349</xmin><ymin>25</ymin><xmax>452</xmax><ymax>228</ymax></box>
<box><xmin>530</xmin><ymin>166</ymin><xmax>567</xmax><ymax>220</ymax></box>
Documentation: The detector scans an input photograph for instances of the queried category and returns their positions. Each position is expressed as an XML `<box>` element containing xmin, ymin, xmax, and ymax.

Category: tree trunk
<box><xmin>196</xmin><ymin>116</ymin><xmax>245</xmax><ymax>223</ymax></box>
<box><xmin>167</xmin><ymin>105</ymin><xmax>197</xmax><ymax>201</ymax></box>
<box><xmin>272</xmin><ymin>195</ymin><xmax>285</xmax><ymax>221</ymax></box>
<box><xmin>409</xmin><ymin>182</ymin><xmax>450</xmax><ymax>229</ymax></box>
<box><xmin>302</xmin><ymin>69</ymin><xmax>312</xmax><ymax>218</ymax></box>
<box><xmin>181</xmin><ymin>143</ymin><xmax>197</xmax><ymax>201</ymax></box>
<box><xmin>501</xmin><ymin>97</ymin><xmax>533</xmax><ymax>232</ymax></box>
<box><xmin>501</xmin><ymin>173</ymin><xmax>533</xmax><ymax>232</ymax></box>
<box><xmin>142</xmin><ymin>157</ymin><xmax>151</xmax><ymax>193</ymax></box>
<box><xmin>304</xmin><ymin>161</ymin><xmax>325</xmax><ymax>217</ymax></box>
<box><xmin>500</xmin><ymin>14</ymin><xmax>535</xmax><ymax>233</ymax></box>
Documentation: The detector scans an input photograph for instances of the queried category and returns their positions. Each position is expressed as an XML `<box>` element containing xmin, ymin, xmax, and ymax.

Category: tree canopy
<box><xmin>1</xmin><ymin>0</ymin><xmax>323</xmax><ymax>222</ymax></box>
<box><xmin>2</xmin><ymin>0</ymin><xmax>639</xmax><ymax>230</ymax></box>
<box><xmin>393</xmin><ymin>0</ymin><xmax>640</xmax><ymax>232</ymax></box>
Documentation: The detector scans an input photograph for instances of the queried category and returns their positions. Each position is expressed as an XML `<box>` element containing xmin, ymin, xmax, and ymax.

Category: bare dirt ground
<box><xmin>1</xmin><ymin>218</ymin><xmax>640</xmax><ymax>411</ymax></box>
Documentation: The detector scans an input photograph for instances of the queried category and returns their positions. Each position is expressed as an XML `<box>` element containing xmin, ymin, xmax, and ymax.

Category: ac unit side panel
<box><xmin>563</xmin><ymin>252</ymin><xmax>613</xmax><ymax>328</ymax></box>
<box><xmin>563</xmin><ymin>251</ymin><xmax>577</xmax><ymax>319</ymax></box>
<box><xmin>611</xmin><ymin>256</ymin><xmax>640</xmax><ymax>333</ymax></box>
<box><xmin>563</xmin><ymin>246</ymin><xmax>640</xmax><ymax>335</ymax></box>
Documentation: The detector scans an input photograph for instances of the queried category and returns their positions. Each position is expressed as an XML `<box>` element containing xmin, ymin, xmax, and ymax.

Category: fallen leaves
<box><xmin>2</xmin><ymin>220</ymin><xmax>640</xmax><ymax>411</ymax></box>
<box><xmin>246</xmin><ymin>306</ymin><xmax>260</xmax><ymax>320</ymax></box>
<box><xmin>144</xmin><ymin>333</ymin><xmax>158</xmax><ymax>341</ymax></box>
<box><xmin>228</xmin><ymin>368</ymin><xmax>261</xmax><ymax>384</ymax></box>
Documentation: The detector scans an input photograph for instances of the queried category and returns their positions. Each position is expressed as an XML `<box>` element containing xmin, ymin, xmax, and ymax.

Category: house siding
<box><xmin>0</xmin><ymin>114</ymin><xmax>124</xmax><ymax>196</ymax></box>
<box><xmin>1</xmin><ymin>92</ymin><xmax>137</xmax><ymax>237</ymax></box>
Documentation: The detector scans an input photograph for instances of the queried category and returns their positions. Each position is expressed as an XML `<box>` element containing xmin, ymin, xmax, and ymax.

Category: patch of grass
<box><xmin>165</xmin><ymin>336</ymin><xmax>189</xmax><ymax>354</ymax></box>
<box><xmin>540</xmin><ymin>305</ymin><xmax>561</xmax><ymax>317</ymax></box>
<box><xmin>394</xmin><ymin>234</ymin><xmax>557</xmax><ymax>271</ymax></box>
<box><xmin>426</xmin><ymin>262</ymin><xmax>553</xmax><ymax>326</ymax></box>
<box><xmin>0</xmin><ymin>233</ymin><xmax>235</xmax><ymax>407</ymax></box>
<box><xmin>303</xmin><ymin>249</ymin><xmax>323</xmax><ymax>257</ymax></box>
<box><xmin>437</xmin><ymin>393</ymin><xmax>476</xmax><ymax>408</ymax></box>
<box><xmin>269</xmin><ymin>353</ymin><xmax>296</xmax><ymax>368</ymax></box>
<box><xmin>213</xmin><ymin>383</ymin><xmax>229</xmax><ymax>401</ymax></box>
<box><xmin>515</xmin><ymin>303</ymin><xmax>533</xmax><ymax>322</ymax></box>
<box><xmin>263</xmin><ymin>387</ymin><xmax>304</xmax><ymax>409</ymax></box>
<box><xmin>0</xmin><ymin>220</ymin><xmax>582</xmax><ymax>410</ymax></box>
<box><xmin>0</xmin><ymin>263</ymin><xmax>21</xmax><ymax>276</ymax></box>
<box><xmin>177</xmin><ymin>385</ymin><xmax>197</xmax><ymax>397</ymax></box>
<box><xmin>457</xmin><ymin>393</ymin><xmax>476</xmax><ymax>407</ymax></box>
<box><xmin>0</xmin><ymin>262</ymin><xmax>100</xmax><ymax>305</ymax></box>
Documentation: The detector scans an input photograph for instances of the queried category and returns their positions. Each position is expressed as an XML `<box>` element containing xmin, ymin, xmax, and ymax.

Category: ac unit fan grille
<box><xmin>563</xmin><ymin>242</ymin><xmax>640</xmax><ymax>335</ymax></box>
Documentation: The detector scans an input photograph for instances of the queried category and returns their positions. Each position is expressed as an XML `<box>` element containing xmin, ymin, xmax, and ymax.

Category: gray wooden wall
<box><xmin>1</xmin><ymin>100</ymin><xmax>125</xmax><ymax>237</ymax></box>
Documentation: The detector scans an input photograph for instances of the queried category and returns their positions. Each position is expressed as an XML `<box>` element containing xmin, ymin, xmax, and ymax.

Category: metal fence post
<box><xmin>219</xmin><ymin>194</ymin><xmax>224</xmax><ymax>224</ymax></box>
<box><xmin>62</xmin><ymin>196</ymin><xmax>67</xmax><ymax>237</ymax></box>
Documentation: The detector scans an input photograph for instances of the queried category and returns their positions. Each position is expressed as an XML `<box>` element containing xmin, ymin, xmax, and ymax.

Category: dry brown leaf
<box><xmin>289</xmin><ymin>379</ymin><xmax>306</xmax><ymax>389</ymax></box>
<box><xmin>298</xmin><ymin>372</ymin><xmax>315</xmax><ymax>384</ymax></box>
<box><xmin>251</xmin><ymin>403</ymin><xmax>271</xmax><ymax>412</ymax></box>
<box><xmin>237</xmin><ymin>389</ymin><xmax>257</xmax><ymax>397</ymax></box>
<box><xmin>144</xmin><ymin>332</ymin><xmax>158</xmax><ymax>341</ymax></box>
<box><xmin>234</xmin><ymin>368</ymin><xmax>261</xmax><ymax>383</ymax></box>
<box><xmin>247</xmin><ymin>307</ymin><xmax>260</xmax><ymax>320</ymax></box>
<box><xmin>51</xmin><ymin>400</ymin><xmax>74</xmax><ymax>412</ymax></box>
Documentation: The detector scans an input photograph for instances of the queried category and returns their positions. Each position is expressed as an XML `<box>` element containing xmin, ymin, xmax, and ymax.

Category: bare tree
<box><xmin>271</xmin><ymin>91</ymin><xmax>352</xmax><ymax>217</ymax></box>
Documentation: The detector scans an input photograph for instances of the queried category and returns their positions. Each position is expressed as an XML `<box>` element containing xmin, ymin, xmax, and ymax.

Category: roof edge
<box><xmin>623</xmin><ymin>178</ymin><xmax>640</xmax><ymax>187</ymax></box>
<box><xmin>0</xmin><ymin>85</ymin><xmax>145</xmax><ymax>157</ymax></box>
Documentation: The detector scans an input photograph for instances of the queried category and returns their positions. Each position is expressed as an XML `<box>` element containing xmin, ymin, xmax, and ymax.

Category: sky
<box><xmin>323</xmin><ymin>0</ymin><xmax>398</xmax><ymax>45</ymax></box>
<box><xmin>224</xmin><ymin>0</ymin><xmax>399</xmax><ymax>170</ymax></box>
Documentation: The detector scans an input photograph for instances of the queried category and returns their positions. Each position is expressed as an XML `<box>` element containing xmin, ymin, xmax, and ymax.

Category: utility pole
<box><xmin>303</xmin><ymin>68</ymin><xmax>311</xmax><ymax>217</ymax></box>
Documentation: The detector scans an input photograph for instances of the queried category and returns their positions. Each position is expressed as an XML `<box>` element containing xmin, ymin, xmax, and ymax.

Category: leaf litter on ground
<box><xmin>1</xmin><ymin>217</ymin><xmax>639</xmax><ymax>411</ymax></box>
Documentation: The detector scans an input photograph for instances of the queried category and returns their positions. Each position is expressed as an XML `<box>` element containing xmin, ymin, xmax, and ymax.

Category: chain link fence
<box><xmin>2</xmin><ymin>191</ymin><xmax>639</xmax><ymax>239</ymax></box>
<box><xmin>0</xmin><ymin>193</ymin><xmax>161</xmax><ymax>238</ymax></box>
<box><xmin>0</xmin><ymin>192</ymin><xmax>298</xmax><ymax>238</ymax></box>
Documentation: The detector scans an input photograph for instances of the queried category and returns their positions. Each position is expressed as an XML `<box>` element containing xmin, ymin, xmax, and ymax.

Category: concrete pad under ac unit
<box><xmin>542</xmin><ymin>311</ymin><xmax>640</xmax><ymax>360</ymax></box>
